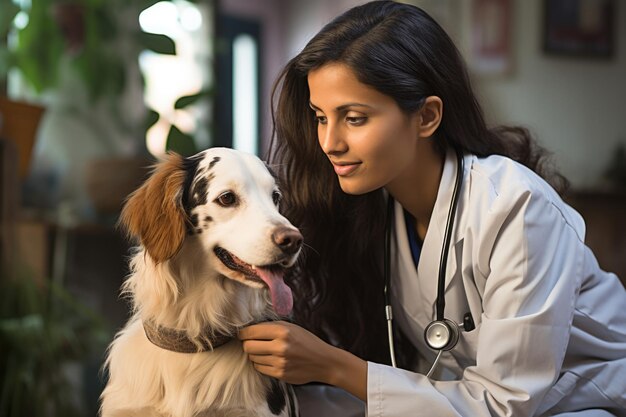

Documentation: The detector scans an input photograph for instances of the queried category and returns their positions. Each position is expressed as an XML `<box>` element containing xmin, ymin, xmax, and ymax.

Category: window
<box><xmin>215</xmin><ymin>14</ymin><xmax>261</xmax><ymax>154</ymax></box>
<box><xmin>232</xmin><ymin>33</ymin><xmax>258</xmax><ymax>154</ymax></box>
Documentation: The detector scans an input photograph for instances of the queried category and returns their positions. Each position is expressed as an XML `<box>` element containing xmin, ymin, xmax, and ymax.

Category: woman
<box><xmin>238</xmin><ymin>2</ymin><xmax>626</xmax><ymax>416</ymax></box>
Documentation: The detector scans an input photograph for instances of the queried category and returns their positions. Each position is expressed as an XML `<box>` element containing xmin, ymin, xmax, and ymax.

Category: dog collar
<box><xmin>143</xmin><ymin>320</ymin><xmax>235</xmax><ymax>353</ymax></box>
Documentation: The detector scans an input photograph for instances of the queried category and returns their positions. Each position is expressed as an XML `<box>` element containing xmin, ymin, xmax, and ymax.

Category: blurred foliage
<box><xmin>165</xmin><ymin>87</ymin><xmax>213</xmax><ymax>156</ymax></box>
<box><xmin>0</xmin><ymin>264</ymin><xmax>111</xmax><ymax>417</ymax></box>
<box><xmin>0</xmin><ymin>0</ymin><xmax>211</xmax><ymax>156</ymax></box>
<box><xmin>0</xmin><ymin>0</ymin><xmax>176</xmax><ymax>98</ymax></box>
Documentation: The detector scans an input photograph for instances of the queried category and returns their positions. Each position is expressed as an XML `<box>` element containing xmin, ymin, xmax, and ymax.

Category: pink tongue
<box><xmin>255</xmin><ymin>267</ymin><xmax>293</xmax><ymax>316</ymax></box>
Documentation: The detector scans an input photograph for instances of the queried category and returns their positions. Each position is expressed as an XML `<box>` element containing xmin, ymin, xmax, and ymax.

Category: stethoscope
<box><xmin>384</xmin><ymin>147</ymin><xmax>475</xmax><ymax>378</ymax></box>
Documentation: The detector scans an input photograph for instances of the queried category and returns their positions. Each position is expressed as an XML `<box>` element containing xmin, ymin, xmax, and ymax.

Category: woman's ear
<box><xmin>417</xmin><ymin>96</ymin><xmax>443</xmax><ymax>139</ymax></box>
<box><xmin>119</xmin><ymin>153</ymin><xmax>188</xmax><ymax>263</ymax></box>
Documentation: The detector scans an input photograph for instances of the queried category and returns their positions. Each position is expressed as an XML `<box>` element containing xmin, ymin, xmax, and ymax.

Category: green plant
<box><xmin>0</xmin><ymin>264</ymin><xmax>111</xmax><ymax>417</ymax></box>
<box><xmin>0</xmin><ymin>0</ymin><xmax>170</xmax><ymax>97</ymax></box>
<box><xmin>0</xmin><ymin>0</ymin><xmax>209</xmax><ymax>156</ymax></box>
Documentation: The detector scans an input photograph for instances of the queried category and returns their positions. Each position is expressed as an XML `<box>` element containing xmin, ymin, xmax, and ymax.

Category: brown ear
<box><xmin>119</xmin><ymin>152</ymin><xmax>188</xmax><ymax>263</ymax></box>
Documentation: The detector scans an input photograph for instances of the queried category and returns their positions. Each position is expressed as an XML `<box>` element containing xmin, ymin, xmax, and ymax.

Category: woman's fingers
<box><xmin>248</xmin><ymin>354</ymin><xmax>271</xmax><ymax>365</ymax></box>
<box><xmin>241</xmin><ymin>339</ymin><xmax>276</xmax><ymax>355</ymax></box>
<box><xmin>248</xmin><ymin>354</ymin><xmax>281</xmax><ymax>366</ymax></box>
<box><xmin>238</xmin><ymin>321</ymin><xmax>289</xmax><ymax>341</ymax></box>
<box><xmin>248</xmin><ymin>354</ymin><xmax>288</xmax><ymax>379</ymax></box>
<box><xmin>251</xmin><ymin>362</ymin><xmax>281</xmax><ymax>379</ymax></box>
<box><xmin>239</xmin><ymin>322</ymin><xmax>292</xmax><ymax>356</ymax></box>
<box><xmin>237</xmin><ymin>321</ymin><xmax>331</xmax><ymax>384</ymax></box>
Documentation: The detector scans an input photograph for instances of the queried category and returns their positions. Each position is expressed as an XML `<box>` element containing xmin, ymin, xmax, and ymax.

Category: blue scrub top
<box><xmin>403</xmin><ymin>209</ymin><xmax>422</xmax><ymax>269</ymax></box>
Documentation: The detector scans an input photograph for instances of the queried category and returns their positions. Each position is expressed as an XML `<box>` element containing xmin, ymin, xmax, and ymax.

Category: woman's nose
<box><xmin>318</xmin><ymin>123</ymin><xmax>348</xmax><ymax>155</ymax></box>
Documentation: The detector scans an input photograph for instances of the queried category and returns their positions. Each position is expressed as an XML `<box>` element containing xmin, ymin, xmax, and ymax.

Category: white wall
<box><xmin>283</xmin><ymin>0</ymin><xmax>368</xmax><ymax>58</ymax></box>
<box><xmin>471</xmin><ymin>0</ymin><xmax>626</xmax><ymax>189</ymax></box>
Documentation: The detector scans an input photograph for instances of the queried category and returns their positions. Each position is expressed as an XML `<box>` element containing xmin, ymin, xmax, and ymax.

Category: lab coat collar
<box><xmin>393</xmin><ymin>148</ymin><xmax>470</xmax><ymax>319</ymax></box>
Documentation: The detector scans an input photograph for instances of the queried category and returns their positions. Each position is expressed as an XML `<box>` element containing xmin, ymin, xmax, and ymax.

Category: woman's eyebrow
<box><xmin>309</xmin><ymin>101</ymin><xmax>374</xmax><ymax>111</ymax></box>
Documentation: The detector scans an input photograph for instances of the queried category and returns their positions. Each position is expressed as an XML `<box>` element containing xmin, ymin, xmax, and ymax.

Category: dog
<box><xmin>100</xmin><ymin>147</ymin><xmax>302</xmax><ymax>417</ymax></box>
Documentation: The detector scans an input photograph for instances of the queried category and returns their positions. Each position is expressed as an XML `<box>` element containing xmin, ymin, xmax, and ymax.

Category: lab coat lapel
<box><xmin>392</xmin><ymin>199</ymin><xmax>424</xmax><ymax>321</ymax></box>
<box><xmin>417</xmin><ymin>149</ymin><xmax>469</xmax><ymax>318</ymax></box>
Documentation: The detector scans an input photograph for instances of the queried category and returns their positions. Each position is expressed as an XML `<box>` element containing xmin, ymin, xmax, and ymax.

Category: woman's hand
<box><xmin>238</xmin><ymin>321</ymin><xmax>333</xmax><ymax>385</ymax></box>
<box><xmin>237</xmin><ymin>321</ymin><xmax>367</xmax><ymax>401</ymax></box>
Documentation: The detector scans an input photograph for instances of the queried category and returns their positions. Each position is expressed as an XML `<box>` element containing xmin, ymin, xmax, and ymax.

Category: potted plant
<box><xmin>0</xmin><ymin>0</ymin><xmax>207</xmax><ymax>154</ymax></box>
<box><xmin>0</xmin><ymin>262</ymin><xmax>111</xmax><ymax>416</ymax></box>
<box><xmin>1</xmin><ymin>0</ymin><xmax>211</xmax><ymax>219</ymax></box>
<box><xmin>0</xmin><ymin>96</ymin><xmax>45</xmax><ymax>179</ymax></box>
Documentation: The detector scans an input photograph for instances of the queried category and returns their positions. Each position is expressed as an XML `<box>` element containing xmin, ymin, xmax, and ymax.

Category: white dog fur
<box><xmin>100</xmin><ymin>148</ymin><xmax>302</xmax><ymax>417</ymax></box>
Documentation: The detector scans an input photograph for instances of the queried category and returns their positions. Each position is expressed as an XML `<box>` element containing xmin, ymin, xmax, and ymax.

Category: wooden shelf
<box><xmin>565</xmin><ymin>188</ymin><xmax>626</xmax><ymax>286</ymax></box>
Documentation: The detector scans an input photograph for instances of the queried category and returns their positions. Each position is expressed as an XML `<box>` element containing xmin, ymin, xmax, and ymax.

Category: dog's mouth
<box><xmin>214</xmin><ymin>247</ymin><xmax>293</xmax><ymax>316</ymax></box>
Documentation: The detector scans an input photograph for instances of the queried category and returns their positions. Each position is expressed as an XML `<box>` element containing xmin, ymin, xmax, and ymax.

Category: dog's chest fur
<box><xmin>103</xmin><ymin>317</ymin><xmax>294</xmax><ymax>417</ymax></box>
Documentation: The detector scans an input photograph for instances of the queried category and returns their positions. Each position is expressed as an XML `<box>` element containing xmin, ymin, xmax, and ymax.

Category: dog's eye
<box><xmin>272</xmin><ymin>191</ymin><xmax>282</xmax><ymax>206</ymax></box>
<box><xmin>215</xmin><ymin>191</ymin><xmax>238</xmax><ymax>207</ymax></box>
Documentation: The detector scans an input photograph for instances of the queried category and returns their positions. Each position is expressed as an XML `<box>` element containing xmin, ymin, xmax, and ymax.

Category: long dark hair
<box><xmin>267</xmin><ymin>0</ymin><xmax>567</xmax><ymax>365</ymax></box>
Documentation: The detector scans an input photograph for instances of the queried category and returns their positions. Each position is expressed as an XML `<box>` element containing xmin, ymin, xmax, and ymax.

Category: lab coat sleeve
<box><xmin>367</xmin><ymin>187</ymin><xmax>585</xmax><ymax>417</ymax></box>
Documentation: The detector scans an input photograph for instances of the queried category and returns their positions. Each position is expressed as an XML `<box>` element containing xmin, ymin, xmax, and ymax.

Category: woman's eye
<box><xmin>346</xmin><ymin>116</ymin><xmax>367</xmax><ymax>126</ymax></box>
<box><xmin>215</xmin><ymin>191</ymin><xmax>238</xmax><ymax>207</ymax></box>
<box><xmin>272</xmin><ymin>191</ymin><xmax>282</xmax><ymax>206</ymax></box>
<box><xmin>315</xmin><ymin>115</ymin><xmax>327</xmax><ymax>124</ymax></box>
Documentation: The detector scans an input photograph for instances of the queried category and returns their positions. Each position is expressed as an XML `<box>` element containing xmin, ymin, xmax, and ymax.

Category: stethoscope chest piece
<box><xmin>424</xmin><ymin>319</ymin><xmax>459</xmax><ymax>351</ymax></box>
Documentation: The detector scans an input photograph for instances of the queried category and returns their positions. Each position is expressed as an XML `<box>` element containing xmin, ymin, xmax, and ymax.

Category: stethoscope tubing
<box><xmin>384</xmin><ymin>147</ymin><xmax>465</xmax><ymax>375</ymax></box>
<box><xmin>436</xmin><ymin>147</ymin><xmax>465</xmax><ymax>321</ymax></box>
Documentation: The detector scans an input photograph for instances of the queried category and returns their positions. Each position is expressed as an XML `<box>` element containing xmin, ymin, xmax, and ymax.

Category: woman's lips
<box><xmin>332</xmin><ymin>162</ymin><xmax>361</xmax><ymax>176</ymax></box>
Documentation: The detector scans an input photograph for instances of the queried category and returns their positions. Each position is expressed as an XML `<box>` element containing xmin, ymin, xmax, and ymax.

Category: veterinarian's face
<box><xmin>308</xmin><ymin>63</ymin><xmax>421</xmax><ymax>195</ymax></box>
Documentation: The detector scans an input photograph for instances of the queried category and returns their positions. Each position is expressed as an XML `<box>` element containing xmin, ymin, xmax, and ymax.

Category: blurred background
<box><xmin>0</xmin><ymin>0</ymin><xmax>624</xmax><ymax>415</ymax></box>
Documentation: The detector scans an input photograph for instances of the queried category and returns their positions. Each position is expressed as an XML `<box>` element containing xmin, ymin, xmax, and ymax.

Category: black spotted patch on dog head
<box><xmin>208</xmin><ymin>156</ymin><xmax>220</xmax><ymax>170</ymax></box>
<box><xmin>187</xmin><ymin>211</ymin><xmax>214</xmax><ymax>235</ymax></box>
<box><xmin>183</xmin><ymin>153</ymin><xmax>219</xmax><ymax>212</ymax></box>
<box><xmin>187</xmin><ymin>155</ymin><xmax>220</xmax><ymax>211</ymax></box>
<box><xmin>187</xmin><ymin>213</ymin><xmax>199</xmax><ymax>235</ymax></box>
<box><xmin>182</xmin><ymin>154</ymin><xmax>202</xmax><ymax>210</ymax></box>
<box><xmin>182</xmin><ymin>153</ymin><xmax>220</xmax><ymax>236</ymax></box>
<box><xmin>189</xmin><ymin>175</ymin><xmax>210</xmax><ymax>208</ymax></box>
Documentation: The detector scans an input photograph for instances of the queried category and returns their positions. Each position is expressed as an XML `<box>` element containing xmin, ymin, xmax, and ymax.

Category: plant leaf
<box><xmin>138</xmin><ymin>0</ymin><xmax>164</xmax><ymax>11</ymax></box>
<box><xmin>0</xmin><ymin>1</ymin><xmax>19</xmax><ymax>36</ymax></box>
<box><xmin>145</xmin><ymin>108</ymin><xmax>160</xmax><ymax>131</ymax></box>
<box><xmin>13</xmin><ymin>0</ymin><xmax>64</xmax><ymax>92</ymax></box>
<box><xmin>138</xmin><ymin>31</ymin><xmax>177</xmax><ymax>55</ymax></box>
<box><xmin>0</xmin><ymin>46</ymin><xmax>14</xmax><ymax>78</ymax></box>
<box><xmin>166</xmin><ymin>125</ymin><xmax>197</xmax><ymax>157</ymax></box>
<box><xmin>0</xmin><ymin>315</ymin><xmax>44</xmax><ymax>345</ymax></box>
<box><xmin>174</xmin><ymin>88</ymin><xmax>213</xmax><ymax>109</ymax></box>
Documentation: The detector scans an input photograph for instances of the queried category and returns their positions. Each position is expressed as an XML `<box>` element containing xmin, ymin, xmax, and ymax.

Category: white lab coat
<box><xmin>365</xmin><ymin>151</ymin><xmax>626</xmax><ymax>416</ymax></box>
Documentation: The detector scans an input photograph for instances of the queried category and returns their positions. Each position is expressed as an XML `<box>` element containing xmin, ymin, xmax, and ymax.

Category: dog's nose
<box><xmin>272</xmin><ymin>227</ymin><xmax>303</xmax><ymax>255</ymax></box>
